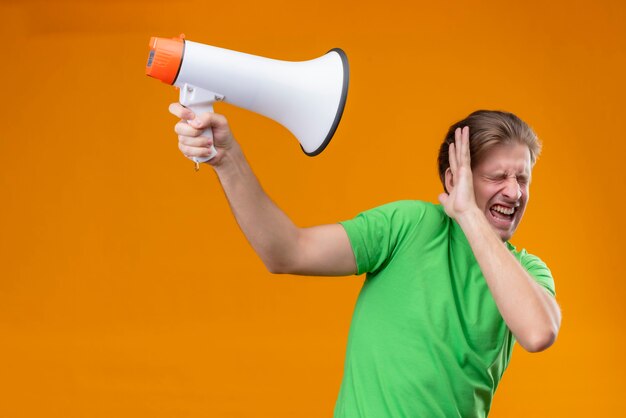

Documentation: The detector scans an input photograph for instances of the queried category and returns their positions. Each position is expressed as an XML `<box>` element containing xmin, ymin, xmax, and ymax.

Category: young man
<box><xmin>169</xmin><ymin>105</ymin><xmax>561</xmax><ymax>417</ymax></box>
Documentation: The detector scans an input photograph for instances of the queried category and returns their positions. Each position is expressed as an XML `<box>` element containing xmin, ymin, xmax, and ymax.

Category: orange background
<box><xmin>1</xmin><ymin>0</ymin><xmax>625</xmax><ymax>416</ymax></box>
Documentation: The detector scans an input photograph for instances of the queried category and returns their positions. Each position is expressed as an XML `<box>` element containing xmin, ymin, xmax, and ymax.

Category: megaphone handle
<box><xmin>179</xmin><ymin>84</ymin><xmax>220</xmax><ymax>163</ymax></box>
<box><xmin>185</xmin><ymin>102</ymin><xmax>218</xmax><ymax>163</ymax></box>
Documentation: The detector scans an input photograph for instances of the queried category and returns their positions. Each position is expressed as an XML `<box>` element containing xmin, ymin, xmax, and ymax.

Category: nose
<box><xmin>502</xmin><ymin>176</ymin><xmax>522</xmax><ymax>201</ymax></box>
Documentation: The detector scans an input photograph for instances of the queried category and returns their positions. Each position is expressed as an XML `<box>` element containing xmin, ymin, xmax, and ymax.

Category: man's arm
<box><xmin>457</xmin><ymin>212</ymin><xmax>560</xmax><ymax>352</ymax></box>
<box><xmin>439</xmin><ymin>127</ymin><xmax>561</xmax><ymax>352</ymax></box>
<box><xmin>170</xmin><ymin>104</ymin><xmax>357</xmax><ymax>277</ymax></box>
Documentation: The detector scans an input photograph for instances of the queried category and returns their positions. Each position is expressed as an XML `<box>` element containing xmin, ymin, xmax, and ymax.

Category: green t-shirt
<box><xmin>335</xmin><ymin>200</ymin><xmax>555</xmax><ymax>418</ymax></box>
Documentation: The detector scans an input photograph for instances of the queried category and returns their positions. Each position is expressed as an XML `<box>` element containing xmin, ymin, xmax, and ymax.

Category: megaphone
<box><xmin>146</xmin><ymin>34</ymin><xmax>349</xmax><ymax>162</ymax></box>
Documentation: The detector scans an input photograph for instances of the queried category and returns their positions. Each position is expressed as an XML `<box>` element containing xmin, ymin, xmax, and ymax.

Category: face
<box><xmin>471</xmin><ymin>143</ymin><xmax>533</xmax><ymax>241</ymax></box>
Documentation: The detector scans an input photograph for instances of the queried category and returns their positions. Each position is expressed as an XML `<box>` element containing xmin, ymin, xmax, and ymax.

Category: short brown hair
<box><xmin>437</xmin><ymin>110</ymin><xmax>541</xmax><ymax>192</ymax></box>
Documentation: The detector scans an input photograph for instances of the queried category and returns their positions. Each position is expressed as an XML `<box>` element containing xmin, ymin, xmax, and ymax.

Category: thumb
<box><xmin>189</xmin><ymin>112</ymin><xmax>211</xmax><ymax>129</ymax></box>
<box><xmin>190</xmin><ymin>112</ymin><xmax>229</xmax><ymax>133</ymax></box>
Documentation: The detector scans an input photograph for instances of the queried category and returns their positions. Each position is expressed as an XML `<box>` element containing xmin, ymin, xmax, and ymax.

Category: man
<box><xmin>169</xmin><ymin>104</ymin><xmax>561</xmax><ymax>417</ymax></box>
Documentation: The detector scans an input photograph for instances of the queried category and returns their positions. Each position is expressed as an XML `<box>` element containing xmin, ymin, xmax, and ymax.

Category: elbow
<box><xmin>519</xmin><ymin>298</ymin><xmax>562</xmax><ymax>353</ymax></box>
<box><xmin>260</xmin><ymin>233</ymin><xmax>302</xmax><ymax>275</ymax></box>
<box><xmin>264</xmin><ymin>261</ymin><xmax>283</xmax><ymax>275</ymax></box>
<box><xmin>266</xmin><ymin>264</ymin><xmax>287</xmax><ymax>275</ymax></box>
<box><xmin>263</xmin><ymin>259</ymin><xmax>293</xmax><ymax>275</ymax></box>
<box><xmin>262</xmin><ymin>241</ymin><xmax>302</xmax><ymax>275</ymax></box>
<box><xmin>520</xmin><ymin>326</ymin><xmax>559</xmax><ymax>353</ymax></box>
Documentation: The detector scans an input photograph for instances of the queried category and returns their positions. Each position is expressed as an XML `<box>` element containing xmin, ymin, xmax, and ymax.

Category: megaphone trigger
<box><xmin>179</xmin><ymin>83</ymin><xmax>221</xmax><ymax>164</ymax></box>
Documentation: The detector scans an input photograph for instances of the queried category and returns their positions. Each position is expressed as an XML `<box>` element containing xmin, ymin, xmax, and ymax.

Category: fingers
<box><xmin>178</xmin><ymin>135</ymin><xmax>214</xmax><ymax>159</ymax></box>
<box><xmin>454</xmin><ymin>128</ymin><xmax>465</xmax><ymax>166</ymax></box>
<box><xmin>169</xmin><ymin>102</ymin><xmax>195</xmax><ymax>120</ymax></box>
<box><xmin>452</xmin><ymin>126</ymin><xmax>471</xmax><ymax>169</ymax></box>
<box><xmin>178</xmin><ymin>133</ymin><xmax>212</xmax><ymax>148</ymax></box>
<box><xmin>179</xmin><ymin>141</ymin><xmax>215</xmax><ymax>158</ymax></box>
<box><xmin>175</xmin><ymin>118</ymin><xmax>214</xmax><ymax>157</ymax></box>
<box><xmin>168</xmin><ymin>104</ymin><xmax>233</xmax><ymax>161</ymax></box>
<box><xmin>174</xmin><ymin>119</ymin><xmax>203</xmax><ymax>137</ymax></box>
<box><xmin>460</xmin><ymin>126</ymin><xmax>470</xmax><ymax>165</ymax></box>
<box><xmin>169</xmin><ymin>102</ymin><xmax>230</xmax><ymax>131</ymax></box>
<box><xmin>449</xmin><ymin>142</ymin><xmax>458</xmax><ymax>175</ymax></box>
<box><xmin>449</xmin><ymin>126</ymin><xmax>471</xmax><ymax>186</ymax></box>
<box><xmin>455</xmin><ymin>127</ymin><xmax>463</xmax><ymax>167</ymax></box>
<box><xmin>191</xmin><ymin>111</ymin><xmax>230</xmax><ymax>134</ymax></box>
<box><xmin>174</xmin><ymin>119</ymin><xmax>212</xmax><ymax>155</ymax></box>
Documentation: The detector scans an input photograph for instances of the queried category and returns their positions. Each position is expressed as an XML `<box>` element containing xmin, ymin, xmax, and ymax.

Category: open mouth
<box><xmin>489</xmin><ymin>204</ymin><xmax>516</xmax><ymax>223</ymax></box>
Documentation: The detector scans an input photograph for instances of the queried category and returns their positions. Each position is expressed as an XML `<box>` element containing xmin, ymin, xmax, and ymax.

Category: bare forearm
<box><xmin>213</xmin><ymin>143</ymin><xmax>300</xmax><ymax>272</ymax></box>
<box><xmin>458</xmin><ymin>210</ymin><xmax>561</xmax><ymax>352</ymax></box>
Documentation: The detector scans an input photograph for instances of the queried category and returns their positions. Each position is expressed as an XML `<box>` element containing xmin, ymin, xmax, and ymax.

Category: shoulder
<box><xmin>507</xmin><ymin>243</ymin><xmax>556</xmax><ymax>296</ymax></box>
<box><xmin>507</xmin><ymin>243</ymin><xmax>550</xmax><ymax>270</ymax></box>
<box><xmin>340</xmin><ymin>200</ymin><xmax>448</xmax><ymax>243</ymax></box>
<box><xmin>339</xmin><ymin>200</ymin><xmax>445</xmax><ymax>275</ymax></box>
<box><xmin>356</xmin><ymin>200</ymin><xmax>443</xmax><ymax>221</ymax></box>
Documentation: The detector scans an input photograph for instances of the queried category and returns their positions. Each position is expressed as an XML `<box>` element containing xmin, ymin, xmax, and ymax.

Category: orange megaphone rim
<box><xmin>146</xmin><ymin>34</ymin><xmax>185</xmax><ymax>85</ymax></box>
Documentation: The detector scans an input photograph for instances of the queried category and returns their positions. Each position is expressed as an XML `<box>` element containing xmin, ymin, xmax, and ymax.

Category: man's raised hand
<box><xmin>438</xmin><ymin>126</ymin><xmax>478</xmax><ymax>220</ymax></box>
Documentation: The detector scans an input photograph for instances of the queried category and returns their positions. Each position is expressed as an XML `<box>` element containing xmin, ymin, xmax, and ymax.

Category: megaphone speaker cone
<box><xmin>300</xmin><ymin>48</ymin><xmax>349</xmax><ymax>156</ymax></box>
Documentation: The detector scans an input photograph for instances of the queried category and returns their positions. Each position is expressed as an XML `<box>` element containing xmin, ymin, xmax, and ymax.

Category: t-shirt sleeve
<box><xmin>519</xmin><ymin>250</ymin><xmax>556</xmax><ymax>297</ymax></box>
<box><xmin>339</xmin><ymin>200</ymin><xmax>427</xmax><ymax>275</ymax></box>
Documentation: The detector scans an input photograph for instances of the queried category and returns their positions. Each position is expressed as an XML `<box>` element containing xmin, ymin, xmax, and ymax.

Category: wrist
<box><xmin>212</xmin><ymin>142</ymin><xmax>249</xmax><ymax>180</ymax></box>
<box><xmin>455</xmin><ymin>205</ymin><xmax>484</xmax><ymax>229</ymax></box>
<box><xmin>456</xmin><ymin>206</ymin><xmax>506</xmax><ymax>245</ymax></box>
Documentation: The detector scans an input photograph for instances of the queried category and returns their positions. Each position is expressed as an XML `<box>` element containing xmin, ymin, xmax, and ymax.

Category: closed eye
<box><xmin>483</xmin><ymin>174</ymin><xmax>529</xmax><ymax>185</ymax></box>
<box><xmin>484</xmin><ymin>174</ymin><xmax>507</xmax><ymax>182</ymax></box>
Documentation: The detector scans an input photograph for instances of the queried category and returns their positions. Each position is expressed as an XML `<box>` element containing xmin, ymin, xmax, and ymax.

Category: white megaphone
<box><xmin>146</xmin><ymin>34</ymin><xmax>349</xmax><ymax>162</ymax></box>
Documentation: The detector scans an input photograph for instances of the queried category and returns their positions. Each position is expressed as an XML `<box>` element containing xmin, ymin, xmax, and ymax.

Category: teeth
<box><xmin>492</xmin><ymin>205</ymin><xmax>514</xmax><ymax>215</ymax></box>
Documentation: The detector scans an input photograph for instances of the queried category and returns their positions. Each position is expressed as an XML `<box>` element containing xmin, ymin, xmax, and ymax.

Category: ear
<box><xmin>444</xmin><ymin>167</ymin><xmax>454</xmax><ymax>193</ymax></box>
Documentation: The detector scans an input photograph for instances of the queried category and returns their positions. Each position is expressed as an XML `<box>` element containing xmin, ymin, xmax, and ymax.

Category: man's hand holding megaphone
<box><xmin>169</xmin><ymin>103</ymin><xmax>235</xmax><ymax>168</ymax></box>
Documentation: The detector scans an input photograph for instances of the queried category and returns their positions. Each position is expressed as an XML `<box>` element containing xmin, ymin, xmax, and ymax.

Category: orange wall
<box><xmin>1</xmin><ymin>0</ymin><xmax>624</xmax><ymax>416</ymax></box>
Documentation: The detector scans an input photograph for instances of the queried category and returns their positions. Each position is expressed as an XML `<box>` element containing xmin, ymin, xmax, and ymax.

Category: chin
<box><xmin>484</xmin><ymin>207</ymin><xmax>523</xmax><ymax>242</ymax></box>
